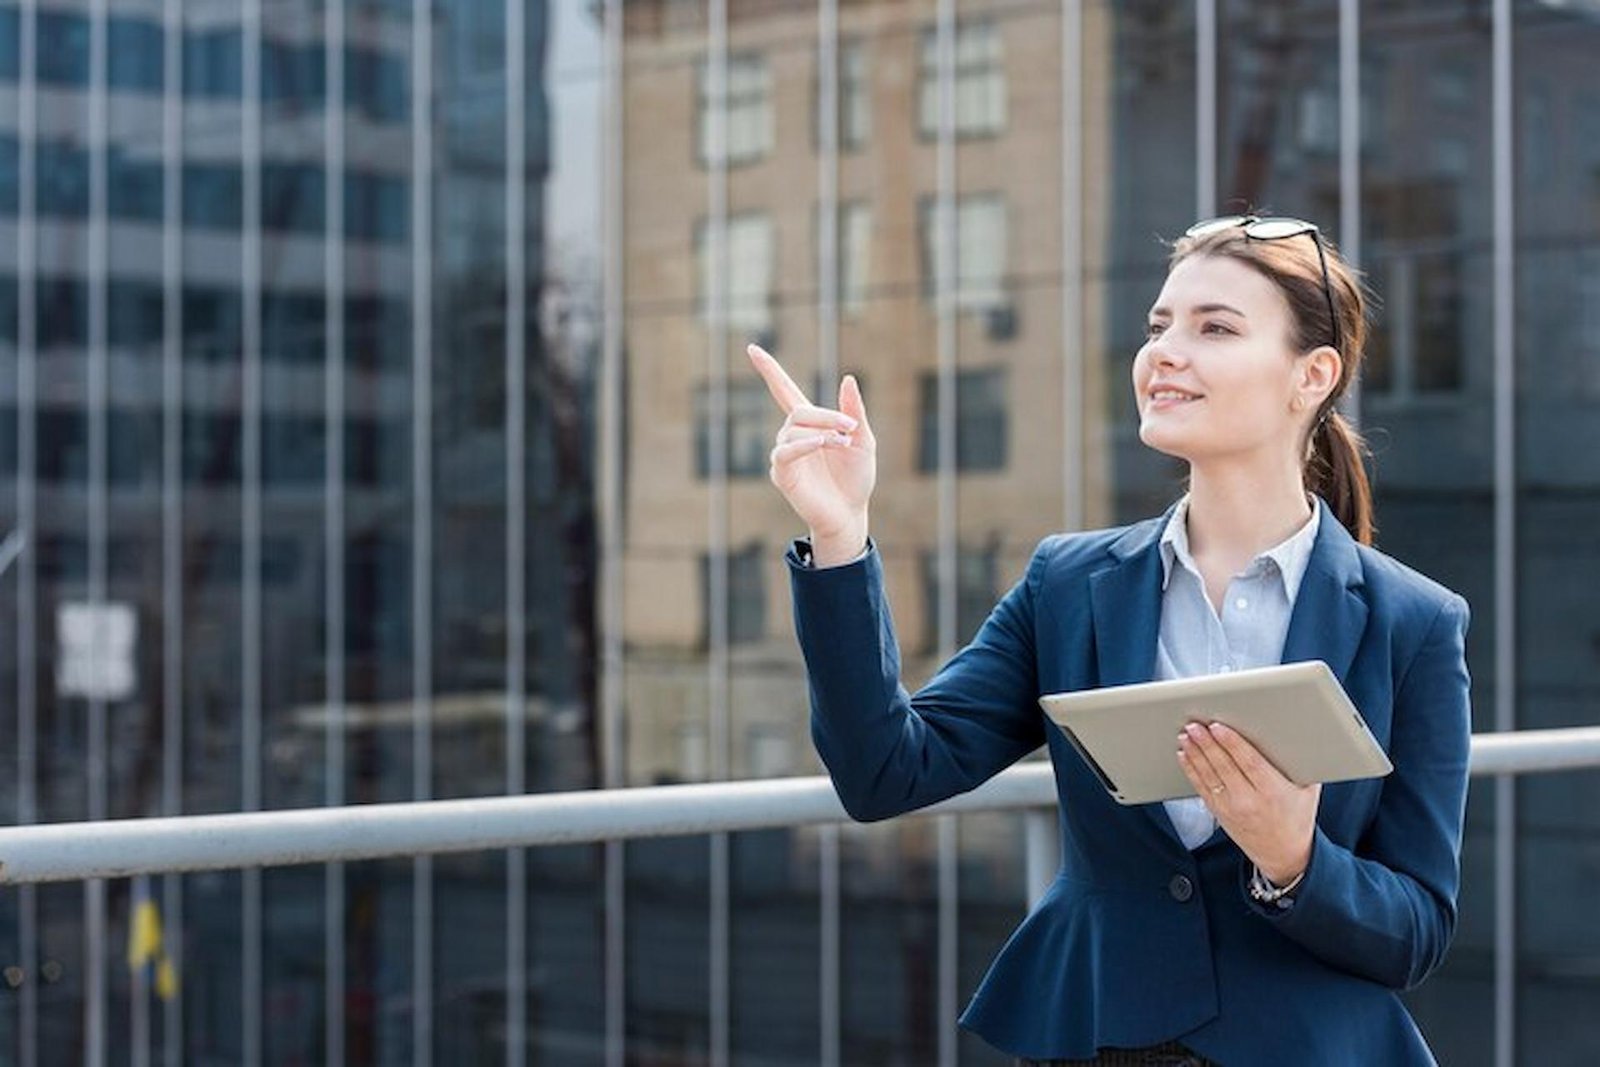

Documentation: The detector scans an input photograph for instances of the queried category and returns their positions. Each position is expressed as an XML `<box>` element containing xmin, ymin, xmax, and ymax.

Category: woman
<box><xmin>747</xmin><ymin>214</ymin><xmax>1472</xmax><ymax>1066</ymax></box>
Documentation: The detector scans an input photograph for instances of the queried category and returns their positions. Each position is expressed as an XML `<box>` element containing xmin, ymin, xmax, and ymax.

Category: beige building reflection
<box><xmin>618</xmin><ymin>0</ymin><xmax>1120</xmax><ymax>792</ymax></box>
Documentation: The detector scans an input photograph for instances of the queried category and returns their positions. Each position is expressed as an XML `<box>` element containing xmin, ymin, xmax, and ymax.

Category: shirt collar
<box><xmin>1159</xmin><ymin>492</ymin><xmax>1321</xmax><ymax>602</ymax></box>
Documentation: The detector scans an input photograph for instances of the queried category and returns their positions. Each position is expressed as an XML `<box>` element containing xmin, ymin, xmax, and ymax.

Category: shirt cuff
<box><xmin>791</xmin><ymin>536</ymin><xmax>873</xmax><ymax>570</ymax></box>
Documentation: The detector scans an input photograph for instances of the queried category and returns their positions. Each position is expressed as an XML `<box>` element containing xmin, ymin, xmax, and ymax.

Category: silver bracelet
<box><xmin>1249</xmin><ymin>864</ymin><xmax>1306</xmax><ymax>905</ymax></box>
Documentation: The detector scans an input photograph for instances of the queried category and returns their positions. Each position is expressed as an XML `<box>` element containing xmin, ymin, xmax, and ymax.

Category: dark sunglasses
<box><xmin>1184</xmin><ymin>215</ymin><xmax>1342</xmax><ymax>356</ymax></box>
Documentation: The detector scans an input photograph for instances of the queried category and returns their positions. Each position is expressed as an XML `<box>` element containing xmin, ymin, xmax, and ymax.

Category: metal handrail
<box><xmin>2</xmin><ymin>726</ymin><xmax>1598</xmax><ymax>885</ymax></box>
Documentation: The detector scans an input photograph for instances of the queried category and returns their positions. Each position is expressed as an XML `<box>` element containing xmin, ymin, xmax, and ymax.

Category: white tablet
<box><xmin>1037</xmin><ymin>660</ymin><xmax>1392</xmax><ymax>805</ymax></box>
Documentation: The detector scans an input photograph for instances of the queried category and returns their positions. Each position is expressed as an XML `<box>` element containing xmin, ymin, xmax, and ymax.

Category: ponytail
<box><xmin>1304</xmin><ymin>407</ymin><xmax>1375</xmax><ymax>546</ymax></box>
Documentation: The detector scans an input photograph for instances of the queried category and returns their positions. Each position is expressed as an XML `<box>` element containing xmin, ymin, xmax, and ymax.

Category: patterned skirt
<box><xmin>1016</xmin><ymin>1038</ymin><xmax>1221</xmax><ymax>1066</ymax></box>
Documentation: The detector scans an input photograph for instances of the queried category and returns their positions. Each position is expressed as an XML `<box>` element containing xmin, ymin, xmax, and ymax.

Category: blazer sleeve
<box><xmin>1242</xmin><ymin>593</ymin><xmax>1473</xmax><ymax>991</ymax></box>
<box><xmin>787</xmin><ymin>538</ymin><xmax>1048</xmax><ymax>823</ymax></box>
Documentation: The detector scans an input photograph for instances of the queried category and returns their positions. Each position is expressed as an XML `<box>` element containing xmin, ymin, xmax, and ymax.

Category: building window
<box><xmin>263</xmin><ymin>163</ymin><xmax>326</xmax><ymax>234</ymax></box>
<box><xmin>694</xmin><ymin>379</ymin><xmax>771</xmax><ymax>479</ymax></box>
<box><xmin>37</xmin><ymin>278</ymin><xmax>87</xmax><ymax>350</ymax></box>
<box><xmin>0</xmin><ymin>274</ymin><xmax>17</xmax><ymax>348</ymax></box>
<box><xmin>36</xmin><ymin>142</ymin><xmax>89</xmax><ymax>219</ymax></box>
<box><xmin>262</xmin><ymin>292</ymin><xmax>326</xmax><ymax>365</ymax></box>
<box><xmin>108</xmin><ymin>18</ymin><xmax>164</xmax><ymax>93</ymax></box>
<box><xmin>109</xmin><ymin>281</ymin><xmax>165</xmax><ymax>349</ymax></box>
<box><xmin>921</xmin><ymin>542</ymin><xmax>999</xmax><ymax>649</ymax></box>
<box><xmin>1364</xmin><ymin>253</ymin><xmax>1464</xmax><ymax>400</ymax></box>
<box><xmin>345</xmin><ymin>172</ymin><xmax>409</xmax><ymax>244</ymax></box>
<box><xmin>697</xmin><ymin>54</ymin><xmax>772</xmax><ymax>168</ymax></box>
<box><xmin>918</xmin><ymin>193</ymin><xmax>1008</xmax><ymax>311</ymax></box>
<box><xmin>347</xmin><ymin>46</ymin><xmax>408</xmax><ymax>124</ymax></box>
<box><xmin>185</xmin><ymin>28</ymin><xmax>243</xmax><ymax>99</ymax></box>
<box><xmin>918</xmin><ymin>367</ymin><xmax>1008</xmax><ymax>473</ymax></box>
<box><xmin>816</xmin><ymin>201</ymin><xmax>872</xmax><ymax>317</ymax></box>
<box><xmin>37</xmin><ymin>11</ymin><xmax>89</xmax><ymax>87</ymax></box>
<box><xmin>703</xmin><ymin>543</ymin><xmax>767</xmax><ymax>646</ymax></box>
<box><xmin>109</xmin><ymin>148</ymin><xmax>163</xmax><ymax>223</ymax></box>
<box><xmin>0</xmin><ymin>135</ymin><xmax>18</xmax><ymax>218</ymax></box>
<box><xmin>918</xmin><ymin>21</ymin><xmax>1005</xmax><ymax>139</ymax></box>
<box><xmin>263</xmin><ymin>40</ymin><xmax>327</xmax><ymax>111</ymax></box>
<box><xmin>696</xmin><ymin>212</ymin><xmax>773</xmax><ymax>335</ymax></box>
<box><xmin>183</xmin><ymin>163</ymin><xmax>243</xmax><ymax>230</ymax></box>
<box><xmin>183</xmin><ymin>286</ymin><xmax>243</xmax><ymax>362</ymax></box>
<box><xmin>815</xmin><ymin>40</ymin><xmax>871</xmax><ymax>152</ymax></box>
<box><xmin>347</xmin><ymin>295</ymin><xmax>409</xmax><ymax>370</ymax></box>
<box><xmin>0</xmin><ymin>7</ymin><xmax>18</xmax><ymax>82</ymax></box>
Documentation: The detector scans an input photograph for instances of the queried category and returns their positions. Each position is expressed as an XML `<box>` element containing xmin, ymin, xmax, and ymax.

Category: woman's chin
<box><xmin>1137</xmin><ymin>420</ymin><xmax>1195</xmax><ymax>458</ymax></box>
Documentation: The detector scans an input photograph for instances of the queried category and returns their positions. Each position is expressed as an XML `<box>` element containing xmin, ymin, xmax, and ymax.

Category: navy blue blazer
<box><xmin>787</xmin><ymin>495</ymin><xmax>1472</xmax><ymax>1065</ymax></box>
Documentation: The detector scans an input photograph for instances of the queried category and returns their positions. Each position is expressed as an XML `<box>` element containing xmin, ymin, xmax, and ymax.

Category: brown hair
<box><xmin>1168</xmin><ymin>222</ymin><xmax>1377</xmax><ymax>546</ymax></box>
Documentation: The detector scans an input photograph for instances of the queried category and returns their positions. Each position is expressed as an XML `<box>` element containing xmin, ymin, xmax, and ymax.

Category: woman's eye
<box><xmin>1144</xmin><ymin>322</ymin><xmax>1164</xmax><ymax>338</ymax></box>
<box><xmin>1203</xmin><ymin>322</ymin><xmax>1235</xmax><ymax>336</ymax></box>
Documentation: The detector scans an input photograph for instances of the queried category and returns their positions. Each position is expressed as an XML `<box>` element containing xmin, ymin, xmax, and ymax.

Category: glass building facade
<box><xmin>0</xmin><ymin>0</ymin><xmax>1596</xmax><ymax>1063</ymax></box>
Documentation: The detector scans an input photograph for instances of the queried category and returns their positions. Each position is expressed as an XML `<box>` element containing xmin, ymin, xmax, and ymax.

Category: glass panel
<box><xmin>257</xmin><ymin>3</ymin><xmax>332</xmax><ymax>1058</ymax></box>
<box><xmin>1512</xmin><ymin>2</ymin><xmax>1600</xmax><ymax>1062</ymax></box>
<box><xmin>523</xmin><ymin>0</ymin><xmax>606</xmax><ymax>1055</ymax></box>
<box><xmin>342</xmin><ymin>3</ymin><xmax>417</xmax><ymax>1056</ymax></box>
<box><xmin>1363</xmin><ymin>4</ymin><xmax>1497</xmax><ymax>1060</ymax></box>
<box><xmin>1094</xmin><ymin>0</ymin><xmax>1196</xmax><ymax>526</ymax></box>
<box><xmin>431</xmin><ymin>0</ymin><xmax>510</xmax><ymax>1058</ymax></box>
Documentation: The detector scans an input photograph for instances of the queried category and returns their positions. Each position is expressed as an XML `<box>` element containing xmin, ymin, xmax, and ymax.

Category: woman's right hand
<box><xmin>747</xmin><ymin>343</ymin><xmax>876</xmax><ymax>566</ymax></box>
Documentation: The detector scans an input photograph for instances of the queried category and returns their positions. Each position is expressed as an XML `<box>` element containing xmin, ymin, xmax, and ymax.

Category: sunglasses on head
<box><xmin>1183</xmin><ymin>215</ymin><xmax>1342</xmax><ymax>357</ymax></box>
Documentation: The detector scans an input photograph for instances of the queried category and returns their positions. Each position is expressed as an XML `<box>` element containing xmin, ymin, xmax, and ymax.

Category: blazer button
<box><xmin>1168</xmin><ymin>874</ymin><xmax>1194</xmax><ymax>902</ymax></box>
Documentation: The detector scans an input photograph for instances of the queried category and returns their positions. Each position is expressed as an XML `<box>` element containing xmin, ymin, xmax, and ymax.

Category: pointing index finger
<box><xmin>747</xmin><ymin>343</ymin><xmax>810</xmax><ymax>414</ymax></box>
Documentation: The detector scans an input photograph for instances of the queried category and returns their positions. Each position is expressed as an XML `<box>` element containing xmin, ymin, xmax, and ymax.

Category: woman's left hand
<box><xmin>1177</xmin><ymin>721</ymin><xmax>1320</xmax><ymax>885</ymax></box>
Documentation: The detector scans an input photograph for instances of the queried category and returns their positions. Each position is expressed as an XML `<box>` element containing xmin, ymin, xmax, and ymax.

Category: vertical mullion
<box><xmin>706</xmin><ymin>0</ymin><xmax>730</xmax><ymax>1064</ymax></box>
<box><xmin>1490</xmin><ymin>0</ymin><xmax>1516</xmax><ymax>1064</ymax></box>
<box><xmin>1338</xmin><ymin>0</ymin><xmax>1360</xmax><ymax>430</ymax></box>
<box><xmin>600</xmin><ymin>0</ymin><xmax>627</xmax><ymax>1055</ymax></box>
<box><xmin>241</xmin><ymin>0</ymin><xmax>265</xmax><ymax>1063</ymax></box>
<box><xmin>815</xmin><ymin>0</ymin><xmax>841</xmax><ymax>1064</ymax></box>
<box><xmin>1061</xmin><ymin>0</ymin><xmax>1082</xmax><ymax>533</ymax></box>
<box><xmin>410</xmin><ymin>0</ymin><xmax>436</xmax><ymax>1060</ymax></box>
<box><xmin>1196</xmin><ymin>0</ymin><xmax>1216</xmax><ymax>218</ymax></box>
<box><xmin>15</xmin><ymin>4</ymin><xmax>38</xmax><ymax>1065</ymax></box>
<box><xmin>324</xmin><ymin>3</ymin><xmax>348</xmax><ymax>1064</ymax></box>
<box><xmin>505</xmin><ymin>0</ymin><xmax>529</xmax><ymax>1062</ymax></box>
<box><xmin>160</xmin><ymin>0</ymin><xmax>186</xmax><ymax>1059</ymax></box>
<box><xmin>85</xmin><ymin>0</ymin><xmax>110</xmax><ymax>1061</ymax></box>
<box><xmin>933</xmin><ymin>1</ymin><xmax>957</xmax><ymax>1065</ymax></box>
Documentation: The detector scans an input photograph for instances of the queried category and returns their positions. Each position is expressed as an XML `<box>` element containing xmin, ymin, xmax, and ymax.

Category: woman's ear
<box><xmin>1298</xmin><ymin>345</ymin><xmax>1342</xmax><ymax>408</ymax></box>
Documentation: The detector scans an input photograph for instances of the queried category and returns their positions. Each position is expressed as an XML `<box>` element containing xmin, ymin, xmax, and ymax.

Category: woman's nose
<box><xmin>1146</xmin><ymin>339</ymin><xmax>1187</xmax><ymax>369</ymax></box>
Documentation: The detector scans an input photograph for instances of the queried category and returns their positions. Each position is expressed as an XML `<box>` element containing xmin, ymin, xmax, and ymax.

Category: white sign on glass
<box><xmin>56</xmin><ymin>602</ymin><xmax>138</xmax><ymax>701</ymax></box>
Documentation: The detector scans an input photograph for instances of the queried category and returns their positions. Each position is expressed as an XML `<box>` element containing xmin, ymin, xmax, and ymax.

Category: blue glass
<box><xmin>108</xmin><ymin>280</ymin><xmax>164</xmax><ymax>348</ymax></box>
<box><xmin>347</xmin><ymin>44</ymin><xmax>409</xmax><ymax>123</ymax></box>
<box><xmin>261</xmin><ymin>291</ymin><xmax>325</xmax><ymax>363</ymax></box>
<box><xmin>344</xmin><ymin>171</ymin><xmax>408</xmax><ymax>243</ymax></box>
<box><xmin>108</xmin><ymin>147</ymin><xmax>163</xmax><ymax>222</ymax></box>
<box><xmin>35</xmin><ymin>141</ymin><xmax>89</xmax><ymax>219</ymax></box>
<box><xmin>0</xmin><ymin>134</ymin><xmax>16</xmax><ymax>216</ymax></box>
<box><xmin>182</xmin><ymin>163</ymin><xmax>242</xmax><ymax>230</ymax></box>
<box><xmin>263</xmin><ymin>39</ymin><xmax>326</xmax><ymax>108</ymax></box>
<box><xmin>108</xmin><ymin>17</ymin><xmax>164</xmax><ymax>92</ymax></box>
<box><xmin>182</xmin><ymin>286</ymin><xmax>242</xmax><ymax>361</ymax></box>
<box><xmin>262</xmin><ymin>162</ymin><xmax>326</xmax><ymax>234</ymax></box>
<box><xmin>0</xmin><ymin>6</ymin><xmax>18</xmax><ymax>81</ymax></box>
<box><xmin>184</xmin><ymin>27</ymin><xmax>242</xmax><ymax>98</ymax></box>
<box><xmin>37</xmin><ymin>10</ymin><xmax>88</xmax><ymax>86</ymax></box>
<box><xmin>36</xmin><ymin>277</ymin><xmax>87</xmax><ymax>348</ymax></box>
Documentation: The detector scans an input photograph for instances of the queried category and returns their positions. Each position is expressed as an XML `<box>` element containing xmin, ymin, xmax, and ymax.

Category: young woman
<box><xmin>748</xmin><ymin>215</ymin><xmax>1471</xmax><ymax>1066</ymax></box>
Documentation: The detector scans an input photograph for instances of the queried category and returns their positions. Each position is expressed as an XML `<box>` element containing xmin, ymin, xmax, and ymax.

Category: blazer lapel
<box><xmin>1088</xmin><ymin>502</ymin><xmax>1179</xmax><ymax>845</ymax></box>
<box><xmin>1279</xmin><ymin>496</ymin><xmax>1368</xmax><ymax>688</ymax></box>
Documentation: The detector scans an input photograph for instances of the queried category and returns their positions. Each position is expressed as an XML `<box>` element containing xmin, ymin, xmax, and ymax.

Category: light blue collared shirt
<box><xmin>1156</xmin><ymin>493</ymin><xmax>1321</xmax><ymax>849</ymax></box>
